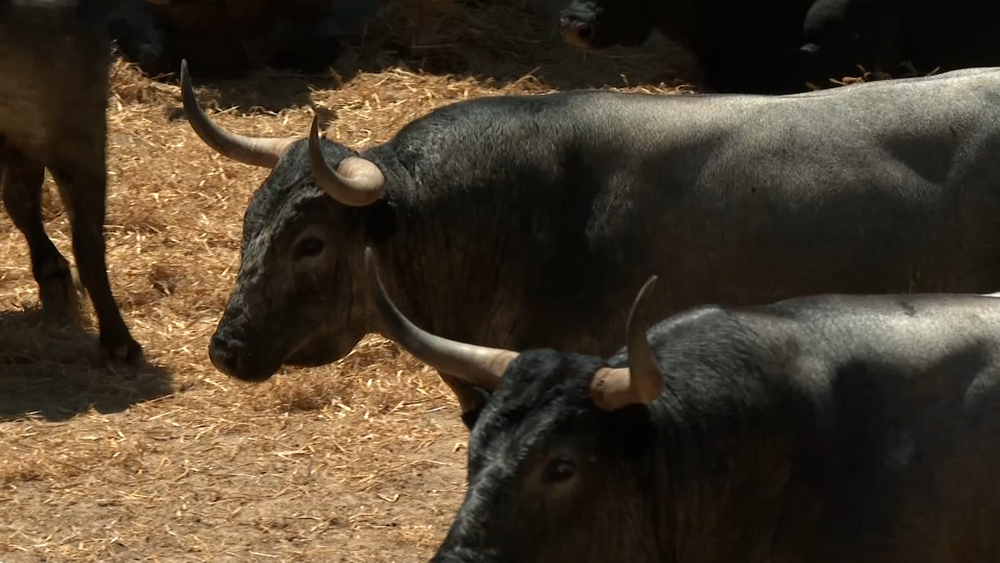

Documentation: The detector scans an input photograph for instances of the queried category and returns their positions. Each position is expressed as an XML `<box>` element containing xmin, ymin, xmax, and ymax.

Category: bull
<box><xmin>1</xmin><ymin>0</ymin><xmax>142</xmax><ymax>361</ymax></box>
<box><xmin>558</xmin><ymin>0</ymin><xmax>1000</xmax><ymax>94</ymax></box>
<box><xmin>183</xmin><ymin>61</ymin><xmax>1000</xmax><ymax>424</ymax></box>
<box><xmin>558</xmin><ymin>0</ymin><xmax>819</xmax><ymax>93</ymax></box>
<box><xmin>799</xmin><ymin>0</ymin><xmax>1000</xmax><ymax>88</ymax></box>
<box><xmin>365</xmin><ymin>250</ymin><xmax>1000</xmax><ymax>562</ymax></box>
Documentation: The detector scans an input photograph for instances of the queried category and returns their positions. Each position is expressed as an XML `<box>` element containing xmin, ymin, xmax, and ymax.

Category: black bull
<box><xmin>183</xmin><ymin>62</ymin><xmax>1000</xmax><ymax>421</ymax></box>
<box><xmin>0</xmin><ymin>0</ymin><xmax>142</xmax><ymax>361</ymax></box>
<box><xmin>559</xmin><ymin>0</ymin><xmax>1000</xmax><ymax>94</ymax></box>
<box><xmin>367</xmin><ymin>252</ymin><xmax>1000</xmax><ymax>562</ymax></box>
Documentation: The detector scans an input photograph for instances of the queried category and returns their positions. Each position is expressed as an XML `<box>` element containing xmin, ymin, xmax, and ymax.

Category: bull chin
<box><xmin>210</xmin><ymin>350</ymin><xmax>284</xmax><ymax>383</ymax></box>
<box><xmin>283</xmin><ymin>332</ymin><xmax>361</xmax><ymax>369</ymax></box>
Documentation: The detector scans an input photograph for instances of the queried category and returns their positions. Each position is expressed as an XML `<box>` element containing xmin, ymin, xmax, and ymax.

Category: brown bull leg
<box><xmin>49</xmin><ymin>167</ymin><xmax>143</xmax><ymax>362</ymax></box>
<box><xmin>1</xmin><ymin>148</ymin><xmax>79</xmax><ymax>321</ymax></box>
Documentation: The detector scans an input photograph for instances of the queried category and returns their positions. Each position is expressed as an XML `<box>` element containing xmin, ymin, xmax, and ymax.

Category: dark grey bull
<box><xmin>366</xmin><ymin>252</ymin><xmax>1000</xmax><ymax>562</ymax></box>
<box><xmin>559</xmin><ymin>0</ymin><xmax>1000</xmax><ymax>94</ymax></box>
<box><xmin>1</xmin><ymin>0</ymin><xmax>142</xmax><ymax>361</ymax></box>
<box><xmin>559</xmin><ymin>0</ymin><xmax>819</xmax><ymax>93</ymax></box>
<box><xmin>185</xmin><ymin>61</ymin><xmax>1000</xmax><ymax>422</ymax></box>
<box><xmin>800</xmin><ymin>0</ymin><xmax>1000</xmax><ymax>90</ymax></box>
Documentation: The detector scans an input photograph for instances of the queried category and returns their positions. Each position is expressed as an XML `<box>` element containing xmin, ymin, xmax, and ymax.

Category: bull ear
<box><xmin>590</xmin><ymin>276</ymin><xmax>665</xmax><ymax>411</ymax></box>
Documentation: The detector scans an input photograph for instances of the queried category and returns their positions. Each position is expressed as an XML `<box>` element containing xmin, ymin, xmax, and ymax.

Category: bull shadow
<box><xmin>336</xmin><ymin>27</ymin><xmax>701</xmax><ymax>92</ymax></box>
<box><xmin>162</xmin><ymin>40</ymin><xmax>694</xmax><ymax>115</ymax></box>
<box><xmin>158</xmin><ymin>32</ymin><xmax>698</xmax><ymax>130</ymax></box>
<box><xmin>160</xmin><ymin>67</ymin><xmax>339</xmax><ymax>117</ymax></box>
<box><xmin>332</xmin><ymin>0</ymin><xmax>703</xmax><ymax>91</ymax></box>
<box><xmin>0</xmin><ymin>307</ymin><xmax>174</xmax><ymax>422</ymax></box>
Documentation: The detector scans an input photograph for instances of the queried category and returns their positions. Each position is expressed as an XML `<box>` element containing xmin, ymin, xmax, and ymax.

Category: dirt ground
<box><xmin>0</xmin><ymin>2</ymin><xmax>704</xmax><ymax>561</ymax></box>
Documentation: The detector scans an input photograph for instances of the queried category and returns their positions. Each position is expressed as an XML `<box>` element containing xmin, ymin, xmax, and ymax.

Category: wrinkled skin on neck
<box><xmin>433</xmin><ymin>350</ymin><xmax>661</xmax><ymax>562</ymax></box>
<box><xmin>209</xmin><ymin>141</ymin><xmax>379</xmax><ymax>381</ymax></box>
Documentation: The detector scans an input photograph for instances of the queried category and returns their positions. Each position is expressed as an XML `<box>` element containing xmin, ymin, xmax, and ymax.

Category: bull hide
<box><xmin>366</xmin><ymin>261</ymin><xmax>1000</xmax><ymax>562</ymax></box>
<box><xmin>183</xmin><ymin>63</ymin><xmax>1000</xmax><ymax>426</ymax></box>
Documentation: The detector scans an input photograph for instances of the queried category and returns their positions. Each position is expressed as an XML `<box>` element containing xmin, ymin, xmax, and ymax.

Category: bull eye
<box><xmin>294</xmin><ymin>236</ymin><xmax>325</xmax><ymax>260</ymax></box>
<box><xmin>544</xmin><ymin>457</ymin><xmax>577</xmax><ymax>485</ymax></box>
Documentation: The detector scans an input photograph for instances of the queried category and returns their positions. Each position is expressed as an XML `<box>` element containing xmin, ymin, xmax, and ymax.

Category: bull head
<box><xmin>180</xmin><ymin>59</ymin><xmax>385</xmax><ymax>206</ymax></box>
<box><xmin>364</xmin><ymin>247</ymin><xmax>665</xmax><ymax>411</ymax></box>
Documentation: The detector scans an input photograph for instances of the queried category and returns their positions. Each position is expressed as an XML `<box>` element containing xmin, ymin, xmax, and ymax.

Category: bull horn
<box><xmin>364</xmin><ymin>247</ymin><xmax>516</xmax><ymax>390</ymax></box>
<box><xmin>590</xmin><ymin>276</ymin><xmax>665</xmax><ymax>411</ymax></box>
<box><xmin>308</xmin><ymin>116</ymin><xmax>386</xmax><ymax>207</ymax></box>
<box><xmin>180</xmin><ymin>59</ymin><xmax>297</xmax><ymax>168</ymax></box>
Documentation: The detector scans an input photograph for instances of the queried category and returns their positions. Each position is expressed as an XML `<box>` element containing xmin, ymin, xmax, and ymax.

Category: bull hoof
<box><xmin>38</xmin><ymin>273</ymin><xmax>82</xmax><ymax>325</ymax></box>
<box><xmin>101</xmin><ymin>337</ymin><xmax>145</xmax><ymax>365</ymax></box>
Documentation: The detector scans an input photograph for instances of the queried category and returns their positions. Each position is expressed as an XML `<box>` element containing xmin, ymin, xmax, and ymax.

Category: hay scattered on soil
<box><xmin>3</xmin><ymin>60</ymin><xmax>478</xmax><ymax>560</ymax></box>
<box><xmin>1</xmin><ymin>3</ymin><xmax>697</xmax><ymax>553</ymax></box>
<box><xmin>1</xmin><ymin>0</ymin><xmax>929</xmax><ymax>558</ymax></box>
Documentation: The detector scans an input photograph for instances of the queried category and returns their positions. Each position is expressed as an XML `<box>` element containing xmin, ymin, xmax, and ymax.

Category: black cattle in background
<box><xmin>560</xmin><ymin>0</ymin><xmax>1000</xmax><ymax>93</ymax></box>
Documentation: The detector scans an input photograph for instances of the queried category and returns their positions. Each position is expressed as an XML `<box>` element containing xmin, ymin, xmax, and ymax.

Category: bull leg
<box><xmin>1</xmin><ymin>148</ymin><xmax>79</xmax><ymax>321</ymax></box>
<box><xmin>49</xmin><ymin>167</ymin><xmax>143</xmax><ymax>362</ymax></box>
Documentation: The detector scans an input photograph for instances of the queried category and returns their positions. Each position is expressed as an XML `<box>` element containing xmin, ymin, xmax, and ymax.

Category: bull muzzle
<box><xmin>209</xmin><ymin>327</ymin><xmax>277</xmax><ymax>382</ymax></box>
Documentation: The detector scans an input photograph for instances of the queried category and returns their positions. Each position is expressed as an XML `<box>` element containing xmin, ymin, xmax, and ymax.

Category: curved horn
<box><xmin>180</xmin><ymin>59</ymin><xmax>297</xmax><ymax>168</ymax></box>
<box><xmin>308</xmin><ymin>116</ymin><xmax>386</xmax><ymax>207</ymax></box>
<box><xmin>364</xmin><ymin>247</ymin><xmax>517</xmax><ymax>389</ymax></box>
<box><xmin>590</xmin><ymin>276</ymin><xmax>665</xmax><ymax>411</ymax></box>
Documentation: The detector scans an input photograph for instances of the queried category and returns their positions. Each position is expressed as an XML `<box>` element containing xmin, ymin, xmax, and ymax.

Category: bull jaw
<box><xmin>210</xmin><ymin>350</ymin><xmax>284</xmax><ymax>383</ymax></box>
<box><xmin>282</xmin><ymin>330</ymin><xmax>362</xmax><ymax>369</ymax></box>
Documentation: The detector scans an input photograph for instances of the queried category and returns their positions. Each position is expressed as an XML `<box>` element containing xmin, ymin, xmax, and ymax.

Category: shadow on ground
<box><xmin>146</xmin><ymin>0</ymin><xmax>705</xmax><ymax>117</ymax></box>
<box><xmin>169</xmin><ymin>68</ymin><xmax>346</xmax><ymax>115</ymax></box>
<box><xmin>0</xmin><ymin>308</ymin><xmax>174</xmax><ymax>422</ymax></box>
<box><xmin>160</xmin><ymin>32</ymin><xmax>700</xmax><ymax>122</ymax></box>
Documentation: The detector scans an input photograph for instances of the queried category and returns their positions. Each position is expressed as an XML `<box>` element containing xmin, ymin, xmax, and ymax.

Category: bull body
<box><xmin>0</xmin><ymin>0</ymin><xmax>141</xmax><ymax>360</ymax></box>
<box><xmin>190</xmin><ymin>65</ymin><xmax>1000</xmax><ymax>418</ymax></box>
<box><xmin>428</xmin><ymin>289</ymin><xmax>1000</xmax><ymax>561</ymax></box>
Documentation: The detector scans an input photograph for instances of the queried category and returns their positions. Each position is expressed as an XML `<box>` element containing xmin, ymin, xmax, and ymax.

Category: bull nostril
<box><xmin>576</xmin><ymin>23</ymin><xmax>594</xmax><ymax>40</ymax></box>
<box><xmin>210</xmin><ymin>334</ymin><xmax>230</xmax><ymax>353</ymax></box>
<box><xmin>209</xmin><ymin>333</ymin><xmax>245</xmax><ymax>367</ymax></box>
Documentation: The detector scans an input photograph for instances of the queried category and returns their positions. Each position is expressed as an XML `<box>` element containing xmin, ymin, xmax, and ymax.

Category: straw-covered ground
<box><xmin>0</xmin><ymin>0</ymin><xmax>905</xmax><ymax>559</ymax></box>
<box><xmin>0</xmin><ymin>1</ymin><xmax>698</xmax><ymax>561</ymax></box>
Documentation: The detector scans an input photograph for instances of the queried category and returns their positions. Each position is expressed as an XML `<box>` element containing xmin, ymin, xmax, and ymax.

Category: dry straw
<box><xmin>0</xmin><ymin>0</ymin><xmax>690</xmax><ymax>557</ymax></box>
<box><xmin>0</xmin><ymin>0</ymin><xmax>904</xmax><ymax>558</ymax></box>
